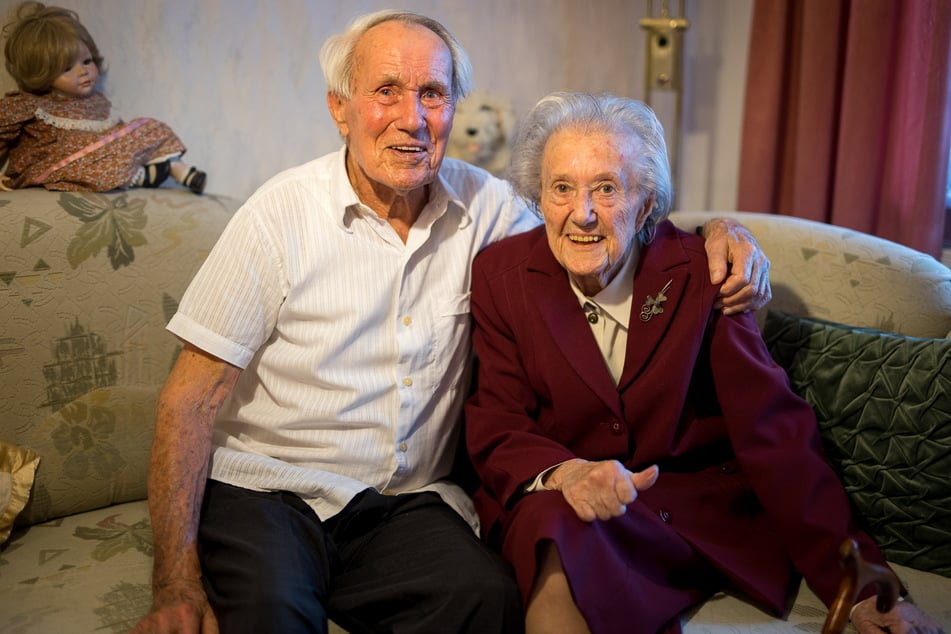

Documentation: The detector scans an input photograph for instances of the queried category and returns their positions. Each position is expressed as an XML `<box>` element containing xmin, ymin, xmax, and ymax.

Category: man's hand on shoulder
<box><xmin>701</xmin><ymin>217</ymin><xmax>772</xmax><ymax>315</ymax></box>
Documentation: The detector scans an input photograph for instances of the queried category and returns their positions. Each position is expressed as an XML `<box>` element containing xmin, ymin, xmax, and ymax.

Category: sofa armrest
<box><xmin>670</xmin><ymin>210</ymin><xmax>951</xmax><ymax>338</ymax></box>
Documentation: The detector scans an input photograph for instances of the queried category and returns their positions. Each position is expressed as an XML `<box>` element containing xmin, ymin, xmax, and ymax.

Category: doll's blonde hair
<box><xmin>2</xmin><ymin>2</ymin><xmax>104</xmax><ymax>94</ymax></box>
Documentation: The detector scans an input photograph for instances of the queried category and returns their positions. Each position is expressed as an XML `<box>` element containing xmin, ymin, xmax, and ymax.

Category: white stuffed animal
<box><xmin>447</xmin><ymin>92</ymin><xmax>516</xmax><ymax>177</ymax></box>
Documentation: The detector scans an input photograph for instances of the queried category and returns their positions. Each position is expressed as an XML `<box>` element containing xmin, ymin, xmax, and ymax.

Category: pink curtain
<box><xmin>737</xmin><ymin>0</ymin><xmax>951</xmax><ymax>257</ymax></box>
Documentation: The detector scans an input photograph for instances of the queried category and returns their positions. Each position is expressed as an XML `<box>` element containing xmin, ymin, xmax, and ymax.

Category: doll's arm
<box><xmin>0</xmin><ymin>144</ymin><xmax>11</xmax><ymax>189</ymax></box>
<box><xmin>0</xmin><ymin>92</ymin><xmax>38</xmax><ymax>150</ymax></box>
<box><xmin>0</xmin><ymin>93</ymin><xmax>37</xmax><ymax>185</ymax></box>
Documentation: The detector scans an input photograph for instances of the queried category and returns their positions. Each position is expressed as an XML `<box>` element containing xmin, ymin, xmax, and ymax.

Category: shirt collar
<box><xmin>330</xmin><ymin>146</ymin><xmax>471</xmax><ymax>232</ymax></box>
<box><xmin>570</xmin><ymin>248</ymin><xmax>638</xmax><ymax>329</ymax></box>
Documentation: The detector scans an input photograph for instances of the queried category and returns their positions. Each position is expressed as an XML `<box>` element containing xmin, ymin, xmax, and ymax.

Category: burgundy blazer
<box><xmin>465</xmin><ymin>220</ymin><xmax>886</xmax><ymax>612</ymax></box>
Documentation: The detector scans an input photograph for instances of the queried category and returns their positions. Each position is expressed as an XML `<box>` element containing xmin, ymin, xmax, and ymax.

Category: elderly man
<box><xmin>133</xmin><ymin>10</ymin><xmax>769</xmax><ymax>634</ymax></box>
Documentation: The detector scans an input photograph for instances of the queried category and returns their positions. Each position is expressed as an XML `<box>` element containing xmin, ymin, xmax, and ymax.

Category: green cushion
<box><xmin>762</xmin><ymin>310</ymin><xmax>951</xmax><ymax>577</ymax></box>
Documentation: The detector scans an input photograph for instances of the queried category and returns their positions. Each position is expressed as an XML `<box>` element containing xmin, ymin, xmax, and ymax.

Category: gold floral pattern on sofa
<box><xmin>43</xmin><ymin>317</ymin><xmax>120</xmax><ymax>412</ymax></box>
<box><xmin>1</xmin><ymin>189</ymin><xmax>240</xmax><ymax>632</ymax></box>
<box><xmin>1</xmin><ymin>189</ymin><xmax>237</xmax><ymax>527</ymax></box>
<box><xmin>1</xmin><ymin>501</ymin><xmax>154</xmax><ymax>633</ymax></box>
<box><xmin>76</xmin><ymin>511</ymin><xmax>152</xmax><ymax>563</ymax></box>
<box><xmin>60</xmin><ymin>192</ymin><xmax>149</xmax><ymax>271</ymax></box>
<box><xmin>51</xmin><ymin>393</ymin><xmax>126</xmax><ymax>481</ymax></box>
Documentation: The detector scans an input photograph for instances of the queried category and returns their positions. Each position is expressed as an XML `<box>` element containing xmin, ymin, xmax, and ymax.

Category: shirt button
<box><xmin>399</xmin><ymin>442</ymin><xmax>408</xmax><ymax>452</ymax></box>
<box><xmin>720</xmin><ymin>462</ymin><xmax>735</xmax><ymax>474</ymax></box>
<box><xmin>402</xmin><ymin>316</ymin><xmax>412</xmax><ymax>326</ymax></box>
<box><xmin>402</xmin><ymin>377</ymin><xmax>413</xmax><ymax>387</ymax></box>
<box><xmin>658</xmin><ymin>508</ymin><xmax>672</xmax><ymax>524</ymax></box>
<box><xmin>610</xmin><ymin>420</ymin><xmax>623</xmax><ymax>435</ymax></box>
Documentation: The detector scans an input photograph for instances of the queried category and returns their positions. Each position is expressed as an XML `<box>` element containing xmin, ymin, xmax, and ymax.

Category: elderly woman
<box><xmin>464</xmin><ymin>92</ymin><xmax>942</xmax><ymax>634</ymax></box>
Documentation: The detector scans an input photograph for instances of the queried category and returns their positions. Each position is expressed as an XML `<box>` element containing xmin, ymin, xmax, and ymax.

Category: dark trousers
<box><xmin>198</xmin><ymin>480</ymin><xmax>522</xmax><ymax>634</ymax></box>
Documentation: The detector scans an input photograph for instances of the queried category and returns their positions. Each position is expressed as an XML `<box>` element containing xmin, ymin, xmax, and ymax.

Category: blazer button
<box><xmin>609</xmin><ymin>420</ymin><xmax>623</xmax><ymax>435</ymax></box>
<box><xmin>658</xmin><ymin>508</ymin><xmax>672</xmax><ymax>524</ymax></box>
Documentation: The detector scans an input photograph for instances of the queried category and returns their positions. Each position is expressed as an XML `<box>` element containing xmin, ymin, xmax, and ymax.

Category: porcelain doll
<box><xmin>0</xmin><ymin>2</ymin><xmax>206</xmax><ymax>194</ymax></box>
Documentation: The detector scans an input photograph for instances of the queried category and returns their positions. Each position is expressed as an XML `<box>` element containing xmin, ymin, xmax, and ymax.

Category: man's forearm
<box><xmin>147</xmin><ymin>403</ymin><xmax>214</xmax><ymax>589</ymax></box>
<box><xmin>146</xmin><ymin>345</ymin><xmax>240</xmax><ymax>591</ymax></box>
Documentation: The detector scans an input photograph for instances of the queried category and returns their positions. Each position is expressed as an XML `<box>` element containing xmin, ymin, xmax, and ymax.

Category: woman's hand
<box><xmin>544</xmin><ymin>459</ymin><xmax>659</xmax><ymax>522</ymax></box>
<box><xmin>850</xmin><ymin>596</ymin><xmax>945</xmax><ymax>634</ymax></box>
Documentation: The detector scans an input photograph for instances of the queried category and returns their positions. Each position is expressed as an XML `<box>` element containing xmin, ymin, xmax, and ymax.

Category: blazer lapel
<box><xmin>618</xmin><ymin>226</ymin><xmax>691</xmax><ymax>391</ymax></box>
<box><xmin>526</xmin><ymin>238</ymin><xmax>622</xmax><ymax>413</ymax></box>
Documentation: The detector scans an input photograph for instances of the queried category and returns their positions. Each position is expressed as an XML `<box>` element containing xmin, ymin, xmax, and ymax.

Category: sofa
<box><xmin>0</xmin><ymin>193</ymin><xmax>949</xmax><ymax>633</ymax></box>
<box><xmin>0</xmin><ymin>187</ymin><xmax>240</xmax><ymax>632</ymax></box>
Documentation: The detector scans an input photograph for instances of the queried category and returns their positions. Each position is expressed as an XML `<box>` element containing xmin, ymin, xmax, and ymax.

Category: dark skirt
<box><xmin>499</xmin><ymin>489</ymin><xmax>724</xmax><ymax>634</ymax></box>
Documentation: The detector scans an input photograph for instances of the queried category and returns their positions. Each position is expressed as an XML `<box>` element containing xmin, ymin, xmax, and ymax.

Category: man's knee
<box><xmin>199</xmin><ymin>482</ymin><xmax>333</xmax><ymax>633</ymax></box>
<box><xmin>208</xmin><ymin>577</ymin><xmax>330</xmax><ymax>634</ymax></box>
<box><xmin>436</xmin><ymin>551</ymin><xmax>523</xmax><ymax>632</ymax></box>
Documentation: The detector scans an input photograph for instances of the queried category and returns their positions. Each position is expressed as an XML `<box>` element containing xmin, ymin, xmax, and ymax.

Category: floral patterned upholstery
<box><xmin>1</xmin><ymin>189</ymin><xmax>238</xmax><ymax>527</ymax></box>
<box><xmin>1</xmin><ymin>500</ymin><xmax>152</xmax><ymax>633</ymax></box>
<box><xmin>0</xmin><ymin>188</ymin><xmax>238</xmax><ymax>631</ymax></box>
<box><xmin>670</xmin><ymin>210</ymin><xmax>951</xmax><ymax>339</ymax></box>
<box><xmin>1</xmin><ymin>199</ymin><xmax>949</xmax><ymax>632</ymax></box>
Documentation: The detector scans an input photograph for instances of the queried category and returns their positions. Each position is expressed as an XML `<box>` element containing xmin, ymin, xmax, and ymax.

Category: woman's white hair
<box><xmin>509</xmin><ymin>92</ymin><xmax>673</xmax><ymax>244</ymax></box>
<box><xmin>319</xmin><ymin>10</ymin><xmax>473</xmax><ymax>103</ymax></box>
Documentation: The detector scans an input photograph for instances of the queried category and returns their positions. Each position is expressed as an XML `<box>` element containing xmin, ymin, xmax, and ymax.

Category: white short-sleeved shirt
<box><xmin>167</xmin><ymin>147</ymin><xmax>539</xmax><ymax>530</ymax></box>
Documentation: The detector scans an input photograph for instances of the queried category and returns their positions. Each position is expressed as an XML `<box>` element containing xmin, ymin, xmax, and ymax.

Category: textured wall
<box><xmin>0</xmin><ymin>0</ymin><xmax>750</xmax><ymax>207</ymax></box>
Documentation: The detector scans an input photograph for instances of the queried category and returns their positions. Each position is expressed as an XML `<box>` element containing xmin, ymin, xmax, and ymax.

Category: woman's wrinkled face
<box><xmin>539</xmin><ymin>126</ymin><xmax>653</xmax><ymax>296</ymax></box>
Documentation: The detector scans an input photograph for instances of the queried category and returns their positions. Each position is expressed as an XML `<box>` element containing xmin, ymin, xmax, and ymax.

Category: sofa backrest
<box><xmin>669</xmin><ymin>210</ymin><xmax>951</xmax><ymax>339</ymax></box>
<box><xmin>0</xmin><ymin>188</ymin><xmax>240</xmax><ymax>526</ymax></box>
<box><xmin>4</xmin><ymin>202</ymin><xmax>947</xmax><ymax>528</ymax></box>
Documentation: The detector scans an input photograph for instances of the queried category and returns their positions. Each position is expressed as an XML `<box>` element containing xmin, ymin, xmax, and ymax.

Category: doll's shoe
<box><xmin>182</xmin><ymin>167</ymin><xmax>206</xmax><ymax>195</ymax></box>
<box><xmin>141</xmin><ymin>160</ymin><xmax>171</xmax><ymax>187</ymax></box>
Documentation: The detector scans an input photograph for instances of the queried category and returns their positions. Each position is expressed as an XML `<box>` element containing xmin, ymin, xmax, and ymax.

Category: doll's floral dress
<box><xmin>0</xmin><ymin>91</ymin><xmax>186</xmax><ymax>191</ymax></box>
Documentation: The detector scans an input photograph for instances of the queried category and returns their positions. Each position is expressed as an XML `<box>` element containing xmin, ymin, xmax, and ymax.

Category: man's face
<box><xmin>328</xmin><ymin>21</ymin><xmax>456</xmax><ymax>204</ymax></box>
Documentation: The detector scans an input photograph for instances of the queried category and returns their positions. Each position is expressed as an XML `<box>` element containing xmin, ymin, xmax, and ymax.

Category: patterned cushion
<box><xmin>763</xmin><ymin>310</ymin><xmax>951</xmax><ymax>577</ymax></box>
<box><xmin>0</xmin><ymin>441</ymin><xmax>40</xmax><ymax>543</ymax></box>
<box><xmin>17</xmin><ymin>386</ymin><xmax>155</xmax><ymax>525</ymax></box>
<box><xmin>0</xmin><ymin>189</ymin><xmax>239</xmax><ymax>524</ymax></box>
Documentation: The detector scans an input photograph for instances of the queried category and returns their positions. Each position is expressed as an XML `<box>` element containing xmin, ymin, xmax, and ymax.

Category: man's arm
<box><xmin>132</xmin><ymin>343</ymin><xmax>241</xmax><ymax>634</ymax></box>
<box><xmin>701</xmin><ymin>218</ymin><xmax>772</xmax><ymax>315</ymax></box>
